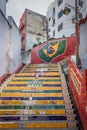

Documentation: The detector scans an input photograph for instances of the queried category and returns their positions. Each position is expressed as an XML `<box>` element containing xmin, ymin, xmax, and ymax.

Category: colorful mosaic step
<box><xmin>6</xmin><ymin>84</ymin><xmax>61</xmax><ymax>87</ymax></box>
<box><xmin>0</xmin><ymin>96</ymin><xmax>64</xmax><ymax>100</ymax></box>
<box><xmin>0</xmin><ymin>115</ymin><xmax>77</xmax><ymax>121</ymax></box>
<box><xmin>26</xmin><ymin>121</ymin><xmax>78</xmax><ymax>129</ymax></box>
<box><xmin>0</xmin><ymin>109</ymin><xmax>75</xmax><ymax>115</ymax></box>
<box><xmin>4</xmin><ymin>86</ymin><xmax>62</xmax><ymax>91</ymax></box>
<box><xmin>12</xmin><ymin>77</ymin><xmax>60</xmax><ymax>80</ymax></box>
<box><xmin>11</xmin><ymin>79</ymin><xmax>61</xmax><ymax>82</ymax></box>
<box><xmin>0</xmin><ymin>109</ymin><xmax>66</xmax><ymax>115</ymax></box>
<box><xmin>0</xmin><ymin>104</ymin><xmax>65</xmax><ymax>109</ymax></box>
<box><xmin>0</xmin><ymin>100</ymin><xmax>64</xmax><ymax>105</ymax></box>
<box><xmin>0</xmin><ymin>63</ymin><xmax>79</xmax><ymax>129</ymax></box>
<box><xmin>7</xmin><ymin>81</ymin><xmax>61</xmax><ymax>85</ymax></box>
<box><xmin>2</xmin><ymin>90</ymin><xmax>62</xmax><ymax>93</ymax></box>
<box><xmin>16</xmin><ymin>72</ymin><xmax>60</xmax><ymax>76</ymax></box>
<box><xmin>22</xmin><ymin>70</ymin><xmax>58</xmax><ymax>72</ymax></box>
<box><xmin>0</xmin><ymin>93</ymin><xmax>63</xmax><ymax>97</ymax></box>
<box><xmin>0</xmin><ymin>121</ymin><xmax>78</xmax><ymax>129</ymax></box>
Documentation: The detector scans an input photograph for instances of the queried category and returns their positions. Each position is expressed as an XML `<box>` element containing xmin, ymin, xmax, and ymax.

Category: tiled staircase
<box><xmin>0</xmin><ymin>63</ymin><xmax>79</xmax><ymax>129</ymax></box>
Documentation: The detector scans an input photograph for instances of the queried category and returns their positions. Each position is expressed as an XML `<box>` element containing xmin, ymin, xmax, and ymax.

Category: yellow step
<box><xmin>0</xmin><ymin>122</ymin><xmax>18</xmax><ymax>128</ymax></box>
<box><xmin>8</xmin><ymin>81</ymin><xmax>61</xmax><ymax>85</ymax></box>
<box><xmin>42</xmin><ymin>81</ymin><xmax>61</xmax><ymax>84</ymax></box>
<box><xmin>0</xmin><ymin>109</ymin><xmax>66</xmax><ymax>115</ymax></box>
<box><xmin>0</xmin><ymin>100</ymin><xmax>23</xmax><ymax>105</ymax></box>
<box><xmin>4</xmin><ymin>86</ymin><xmax>62</xmax><ymax>91</ymax></box>
<box><xmin>15</xmin><ymin>72</ymin><xmax>60</xmax><ymax>76</ymax></box>
<box><xmin>32</xmin><ymin>109</ymin><xmax>66</xmax><ymax>115</ymax></box>
<box><xmin>0</xmin><ymin>100</ymin><xmax>64</xmax><ymax>105</ymax></box>
<box><xmin>0</xmin><ymin>110</ymin><xmax>20</xmax><ymax>115</ymax></box>
<box><xmin>1</xmin><ymin>93</ymin><xmax>63</xmax><ymax>97</ymax></box>
<box><xmin>44</xmin><ymin>72</ymin><xmax>60</xmax><ymax>76</ymax></box>
<box><xmin>12</xmin><ymin>77</ymin><xmax>60</xmax><ymax>80</ymax></box>
<box><xmin>26</xmin><ymin>122</ymin><xmax>67</xmax><ymax>128</ymax></box>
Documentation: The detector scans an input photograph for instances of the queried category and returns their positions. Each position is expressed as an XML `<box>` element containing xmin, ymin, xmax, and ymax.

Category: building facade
<box><xmin>19</xmin><ymin>9</ymin><xmax>47</xmax><ymax>64</ymax></box>
<box><xmin>69</xmin><ymin>1</ymin><xmax>87</xmax><ymax>129</ymax></box>
<box><xmin>0</xmin><ymin>0</ymin><xmax>21</xmax><ymax>77</ymax></box>
<box><xmin>46</xmin><ymin>0</ymin><xmax>84</xmax><ymax>39</ymax></box>
<box><xmin>79</xmin><ymin>0</ymin><xmax>87</xmax><ymax>68</ymax></box>
<box><xmin>0</xmin><ymin>0</ymin><xmax>8</xmax><ymax>16</ymax></box>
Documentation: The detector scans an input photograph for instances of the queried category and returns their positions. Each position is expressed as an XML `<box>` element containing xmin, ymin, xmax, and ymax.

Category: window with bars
<box><xmin>53</xmin><ymin>7</ymin><xmax>55</xmax><ymax>15</ymax></box>
<box><xmin>53</xmin><ymin>19</ymin><xmax>55</xmax><ymax>26</ymax></box>
<box><xmin>58</xmin><ymin>23</ymin><xmax>63</xmax><ymax>32</ymax></box>
<box><xmin>58</xmin><ymin>10</ymin><xmax>63</xmax><ymax>18</ymax></box>
<box><xmin>53</xmin><ymin>30</ymin><xmax>55</xmax><ymax>37</ymax></box>
<box><xmin>49</xmin><ymin>17</ymin><xmax>51</xmax><ymax>21</ymax></box>
<box><xmin>79</xmin><ymin>0</ymin><xmax>84</xmax><ymax>7</ymax></box>
<box><xmin>58</xmin><ymin>0</ymin><xmax>63</xmax><ymax>7</ymax></box>
<box><xmin>79</xmin><ymin>12</ymin><xmax>83</xmax><ymax>19</ymax></box>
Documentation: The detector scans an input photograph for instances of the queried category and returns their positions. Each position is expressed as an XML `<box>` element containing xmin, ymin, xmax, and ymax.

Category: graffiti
<box><xmin>38</xmin><ymin>39</ymin><xmax>66</xmax><ymax>62</ymax></box>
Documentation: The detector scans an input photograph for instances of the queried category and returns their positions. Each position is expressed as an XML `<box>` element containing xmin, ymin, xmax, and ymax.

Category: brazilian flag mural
<box><xmin>38</xmin><ymin>39</ymin><xmax>66</xmax><ymax>63</ymax></box>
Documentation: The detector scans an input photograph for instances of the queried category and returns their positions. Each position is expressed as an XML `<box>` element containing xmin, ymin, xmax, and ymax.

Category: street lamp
<box><xmin>63</xmin><ymin>0</ymin><xmax>81</xmax><ymax>68</ymax></box>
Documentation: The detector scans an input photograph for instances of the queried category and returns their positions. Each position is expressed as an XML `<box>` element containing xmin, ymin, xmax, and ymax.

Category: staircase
<box><xmin>0</xmin><ymin>63</ymin><xmax>79</xmax><ymax>129</ymax></box>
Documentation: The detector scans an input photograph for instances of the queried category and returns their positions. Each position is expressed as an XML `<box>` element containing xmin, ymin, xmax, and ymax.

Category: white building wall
<box><xmin>80</xmin><ymin>0</ymin><xmax>87</xmax><ymax>17</ymax></box>
<box><xmin>0</xmin><ymin>11</ymin><xmax>21</xmax><ymax>77</ymax></box>
<box><xmin>79</xmin><ymin>0</ymin><xmax>87</xmax><ymax>68</ymax></box>
<box><xmin>85</xmin><ymin>0</ymin><xmax>87</xmax><ymax>15</ymax></box>
<box><xmin>8</xmin><ymin>16</ymin><xmax>21</xmax><ymax>72</ymax></box>
<box><xmin>57</xmin><ymin>0</ymin><xmax>75</xmax><ymax>38</ymax></box>
<box><xmin>47</xmin><ymin>1</ymin><xmax>56</xmax><ymax>38</ymax></box>
<box><xmin>0</xmin><ymin>0</ymin><xmax>7</xmax><ymax>16</ymax></box>
<box><xmin>47</xmin><ymin>0</ymin><xmax>84</xmax><ymax>39</ymax></box>
<box><xmin>79</xmin><ymin>22</ymin><xmax>87</xmax><ymax>68</ymax></box>
<box><xmin>0</xmin><ymin>11</ymin><xmax>9</xmax><ymax>76</ymax></box>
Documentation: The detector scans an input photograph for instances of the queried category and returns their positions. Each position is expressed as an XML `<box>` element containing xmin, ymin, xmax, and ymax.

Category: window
<box><xmin>48</xmin><ymin>28</ymin><xmax>51</xmax><ymax>32</ymax></box>
<box><xmin>79</xmin><ymin>0</ymin><xmax>84</xmax><ymax>7</ymax></box>
<box><xmin>79</xmin><ymin>12</ymin><xmax>83</xmax><ymax>19</ymax></box>
<box><xmin>52</xmin><ymin>7</ymin><xmax>55</xmax><ymax>20</ymax></box>
<box><xmin>49</xmin><ymin>17</ymin><xmax>51</xmax><ymax>21</ymax></box>
<box><xmin>58</xmin><ymin>23</ymin><xmax>63</xmax><ymax>32</ymax></box>
<box><xmin>53</xmin><ymin>31</ymin><xmax>55</xmax><ymax>37</ymax></box>
<box><xmin>53</xmin><ymin>19</ymin><xmax>55</xmax><ymax>26</ymax></box>
<box><xmin>58</xmin><ymin>10</ymin><xmax>63</xmax><ymax>18</ymax></box>
<box><xmin>53</xmin><ymin>7</ymin><xmax>55</xmax><ymax>15</ymax></box>
<box><xmin>58</xmin><ymin>0</ymin><xmax>63</xmax><ymax>7</ymax></box>
<box><xmin>37</xmin><ymin>33</ymin><xmax>42</xmax><ymax>36</ymax></box>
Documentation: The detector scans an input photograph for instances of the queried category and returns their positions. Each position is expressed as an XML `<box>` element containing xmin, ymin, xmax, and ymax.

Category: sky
<box><xmin>7</xmin><ymin>0</ymin><xmax>54</xmax><ymax>26</ymax></box>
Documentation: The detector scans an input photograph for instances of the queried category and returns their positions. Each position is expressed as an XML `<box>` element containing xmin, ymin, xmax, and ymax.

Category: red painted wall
<box><xmin>31</xmin><ymin>36</ymin><xmax>76</xmax><ymax>64</ymax></box>
<box><xmin>0</xmin><ymin>74</ymin><xmax>10</xmax><ymax>84</ymax></box>
<box><xmin>0</xmin><ymin>63</ymin><xmax>25</xmax><ymax>85</ymax></box>
<box><xmin>19</xmin><ymin>10</ymin><xmax>26</xmax><ymax>50</ymax></box>
<box><xmin>13</xmin><ymin>62</ymin><xmax>25</xmax><ymax>74</ymax></box>
<box><xmin>69</xmin><ymin>58</ymin><xmax>87</xmax><ymax>130</ymax></box>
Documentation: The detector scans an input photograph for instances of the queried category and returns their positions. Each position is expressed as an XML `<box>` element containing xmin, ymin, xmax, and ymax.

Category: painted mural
<box><xmin>38</xmin><ymin>40</ymin><xmax>66</xmax><ymax>63</ymax></box>
<box><xmin>31</xmin><ymin>36</ymin><xmax>76</xmax><ymax>63</ymax></box>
